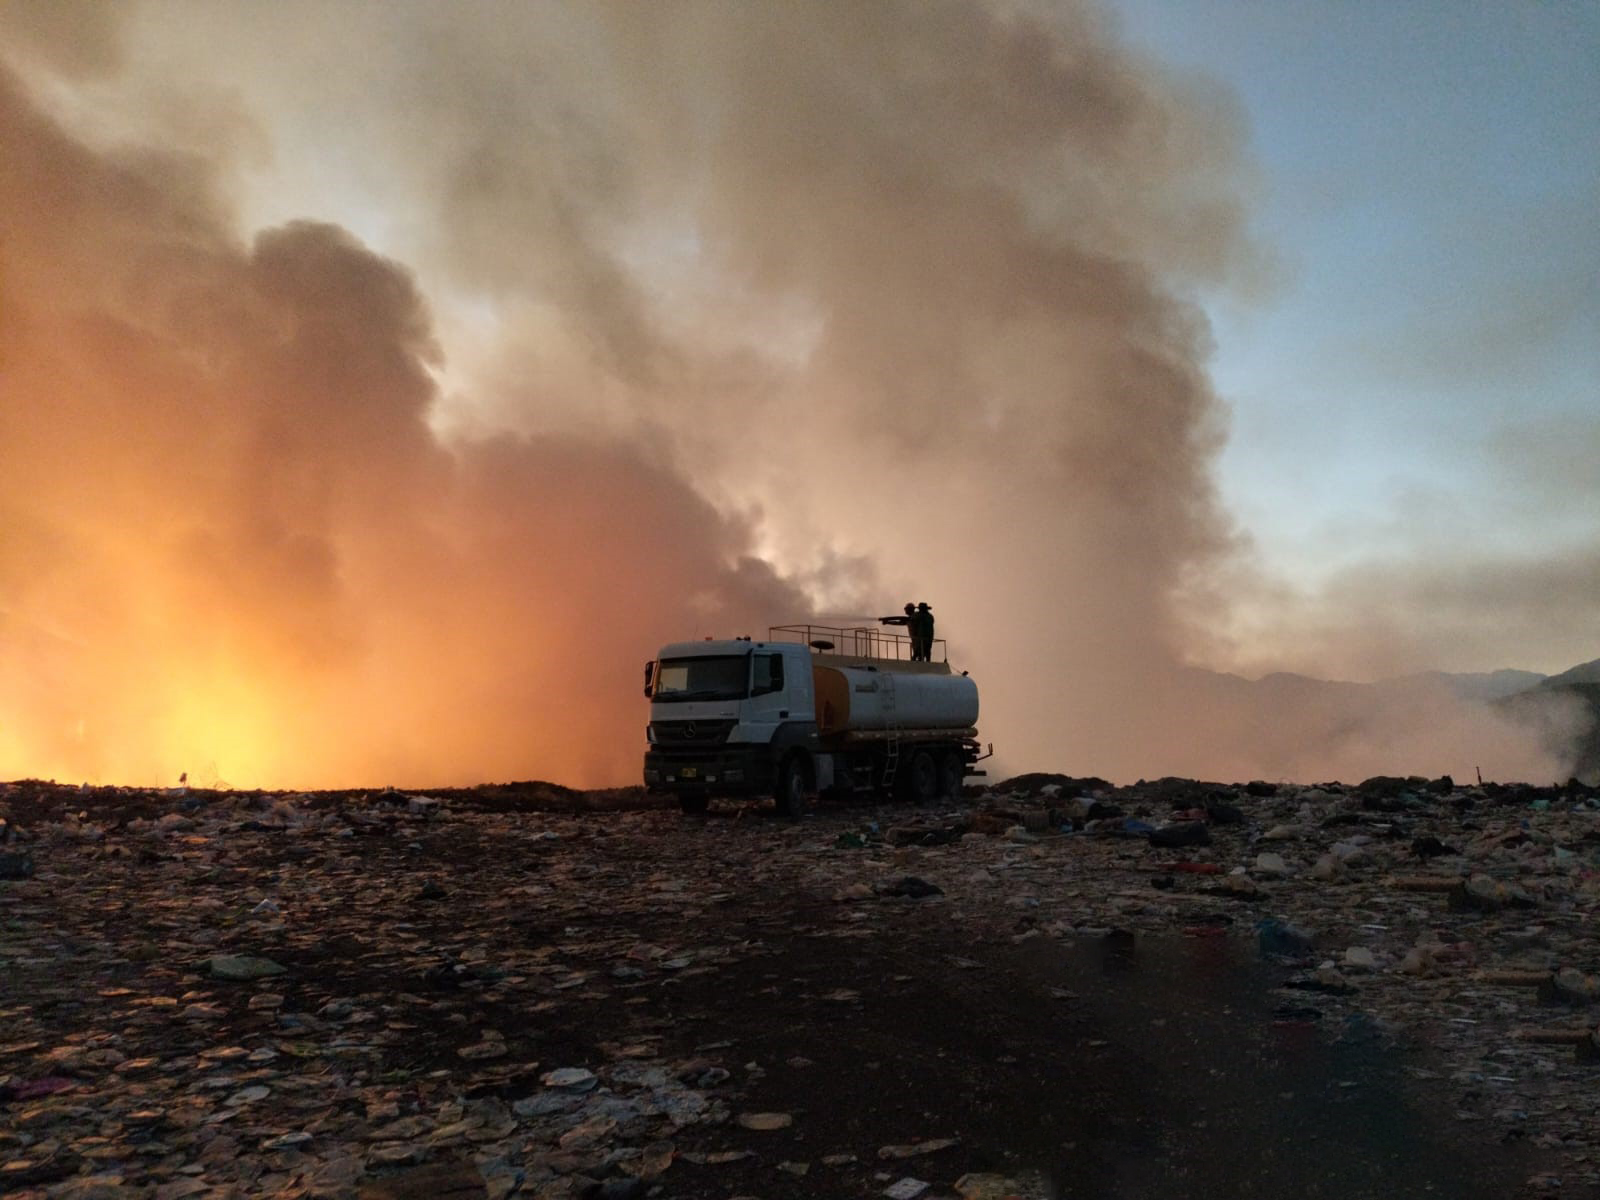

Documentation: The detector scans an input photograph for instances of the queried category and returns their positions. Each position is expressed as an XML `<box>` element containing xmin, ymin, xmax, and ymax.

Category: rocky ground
<box><xmin>1</xmin><ymin>774</ymin><xmax>1597</xmax><ymax>1200</ymax></box>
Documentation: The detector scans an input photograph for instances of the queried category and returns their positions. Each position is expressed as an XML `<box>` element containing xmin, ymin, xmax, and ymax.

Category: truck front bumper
<box><xmin>643</xmin><ymin>746</ymin><xmax>775</xmax><ymax>796</ymax></box>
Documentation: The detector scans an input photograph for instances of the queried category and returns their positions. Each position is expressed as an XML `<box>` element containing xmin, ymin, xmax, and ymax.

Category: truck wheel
<box><xmin>938</xmin><ymin>752</ymin><xmax>965</xmax><ymax>801</ymax></box>
<box><xmin>901</xmin><ymin>749</ymin><xmax>938</xmax><ymax>805</ymax></box>
<box><xmin>775</xmin><ymin>755</ymin><xmax>809</xmax><ymax>821</ymax></box>
<box><xmin>678</xmin><ymin>794</ymin><xmax>709</xmax><ymax>816</ymax></box>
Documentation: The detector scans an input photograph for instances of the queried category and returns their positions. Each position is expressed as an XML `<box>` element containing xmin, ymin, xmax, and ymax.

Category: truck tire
<box><xmin>901</xmin><ymin>749</ymin><xmax>938</xmax><ymax>805</ymax></box>
<box><xmin>678</xmin><ymin>793</ymin><xmax>709</xmax><ymax>815</ymax></box>
<box><xmin>775</xmin><ymin>754</ymin><xmax>809</xmax><ymax>821</ymax></box>
<box><xmin>938</xmin><ymin>752</ymin><xmax>965</xmax><ymax>801</ymax></box>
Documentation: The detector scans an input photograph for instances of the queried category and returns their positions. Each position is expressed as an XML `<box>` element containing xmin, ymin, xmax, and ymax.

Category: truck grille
<box><xmin>650</xmin><ymin>719</ymin><xmax>737</xmax><ymax>745</ymax></box>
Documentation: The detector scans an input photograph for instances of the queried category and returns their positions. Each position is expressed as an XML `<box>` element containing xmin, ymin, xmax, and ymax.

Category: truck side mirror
<box><xmin>770</xmin><ymin>653</ymin><xmax>784</xmax><ymax>691</ymax></box>
<box><xmin>642</xmin><ymin>660</ymin><xmax>655</xmax><ymax>697</ymax></box>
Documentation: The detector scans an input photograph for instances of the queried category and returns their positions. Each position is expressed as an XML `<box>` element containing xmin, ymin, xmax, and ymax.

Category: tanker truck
<box><xmin>641</xmin><ymin>623</ymin><xmax>987</xmax><ymax>817</ymax></box>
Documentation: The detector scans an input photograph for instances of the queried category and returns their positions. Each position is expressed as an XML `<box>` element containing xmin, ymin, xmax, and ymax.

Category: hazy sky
<box><xmin>1111</xmin><ymin>1</ymin><xmax>1599</xmax><ymax>673</ymax></box>
<box><xmin>1</xmin><ymin>0</ymin><xmax>1595</xmax><ymax>788</ymax></box>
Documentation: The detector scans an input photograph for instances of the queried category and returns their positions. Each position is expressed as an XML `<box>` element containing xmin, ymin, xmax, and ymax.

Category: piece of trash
<box><xmin>1283</xmin><ymin>966</ymin><xmax>1355</xmax><ymax>996</ymax></box>
<box><xmin>1148</xmin><ymin>821</ymin><xmax>1211</xmax><ymax>848</ymax></box>
<box><xmin>1308</xmin><ymin>855</ymin><xmax>1343</xmax><ymax>882</ymax></box>
<box><xmin>206</xmin><ymin>954</ymin><xmax>287</xmax><ymax>981</ymax></box>
<box><xmin>4</xmin><ymin>1076</ymin><xmax>76</xmax><ymax>1100</ymax></box>
<box><xmin>1449</xmin><ymin>874</ymin><xmax>1535</xmax><ymax>913</ymax></box>
<box><xmin>1541</xmin><ymin>969</ymin><xmax>1600</xmax><ymax>1007</ymax></box>
<box><xmin>955</xmin><ymin>1173</ymin><xmax>1027</xmax><ymax>1200</ymax></box>
<box><xmin>1258</xmin><ymin>918</ymin><xmax>1315</xmax><ymax>960</ymax></box>
<box><xmin>679</xmin><ymin>1150</ymin><xmax>756</xmax><ymax>1166</ymax></box>
<box><xmin>1214</xmin><ymin>874</ymin><xmax>1261</xmax><ymax>899</ymax></box>
<box><xmin>540</xmin><ymin>1067</ymin><xmax>597</xmax><ymax>1091</ymax></box>
<box><xmin>737</xmin><ymin>1111</ymin><xmax>793</xmax><ymax>1131</ymax></box>
<box><xmin>879</xmin><ymin>1138</ymin><xmax>959</xmax><ymax>1159</ymax></box>
<box><xmin>877</xmin><ymin>876</ymin><xmax>944</xmax><ymax>899</ymax></box>
<box><xmin>1254</xmin><ymin>852</ymin><xmax>1290</xmax><ymax>877</ymax></box>
<box><xmin>559</xmin><ymin>1115</ymin><xmax>618</xmax><ymax>1149</ymax></box>
<box><xmin>1411</xmin><ymin>836</ymin><xmax>1460</xmax><ymax>859</ymax></box>
<box><xmin>1272</xmin><ymin>1005</ymin><xmax>1324</xmax><ymax>1025</ymax></box>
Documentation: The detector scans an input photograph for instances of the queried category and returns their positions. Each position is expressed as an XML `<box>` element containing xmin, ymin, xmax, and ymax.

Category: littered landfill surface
<box><xmin>1</xmin><ymin>773</ymin><xmax>1597</xmax><ymax>1200</ymax></box>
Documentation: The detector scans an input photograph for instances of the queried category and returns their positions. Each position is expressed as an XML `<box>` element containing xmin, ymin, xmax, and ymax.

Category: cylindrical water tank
<box><xmin>813</xmin><ymin>666</ymin><xmax>979</xmax><ymax>734</ymax></box>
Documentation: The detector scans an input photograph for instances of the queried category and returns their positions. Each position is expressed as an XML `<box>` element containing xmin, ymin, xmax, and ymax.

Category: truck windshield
<box><xmin>653</xmin><ymin>655</ymin><xmax>749</xmax><ymax>702</ymax></box>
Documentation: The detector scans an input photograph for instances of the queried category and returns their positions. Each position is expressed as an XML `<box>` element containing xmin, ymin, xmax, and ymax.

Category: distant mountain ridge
<box><xmin>1533</xmin><ymin>659</ymin><xmax>1600</xmax><ymax>690</ymax></box>
<box><xmin>1502</xmin><ymin>658</ymin><xmax>1600</xmax><ymax>782</ymax></box>
<box><xmin>1406</xmin><ymin>668</ymin><xmax>1549</xmax><ymax>702</ymax></box>
<box><xmin>1185</xmin><ymin>657</ymin><xmax>1600</xmax><ymax>784</ymax></box>
<box><xmin>1425</xmin><ymin>659</ymin><xmax>1600</xmax><ymax>783</ymax></box>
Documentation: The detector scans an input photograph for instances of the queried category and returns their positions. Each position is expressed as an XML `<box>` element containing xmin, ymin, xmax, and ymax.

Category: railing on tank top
<box><xmin>767</xmin><ymin>623</ymin><xmax>946</xmax><ymax>664</ymax></box>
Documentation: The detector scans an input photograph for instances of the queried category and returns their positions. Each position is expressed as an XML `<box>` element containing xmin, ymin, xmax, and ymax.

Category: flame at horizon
<box><xmin>0</xmin><ymin>64</ymin><xmax>807</xmax><ymax>788</ymax></box>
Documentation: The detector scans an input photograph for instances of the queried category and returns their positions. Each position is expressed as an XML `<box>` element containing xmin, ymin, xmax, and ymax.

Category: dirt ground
<box><xmin>1</xmin><ymin>779</ymin><xmax>1594</xmax><ymax>1199</ymax></box>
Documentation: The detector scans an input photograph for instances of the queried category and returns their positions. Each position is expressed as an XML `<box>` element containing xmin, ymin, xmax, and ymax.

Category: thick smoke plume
<box><xmin>0</xmin><ymin>64</ymin><xmax>804</xmax><ymax>787</ymax></box>
<box><xmin>0</xmin><ymin>2</ymin><xmax>1580</xmax><ymax>786</ymax></box>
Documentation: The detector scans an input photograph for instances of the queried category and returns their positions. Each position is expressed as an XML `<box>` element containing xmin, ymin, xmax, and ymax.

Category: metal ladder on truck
<box><xmin>880</xmin><ymin>675</ymin><xmax>902</xmax><ymax>791</ymax></box>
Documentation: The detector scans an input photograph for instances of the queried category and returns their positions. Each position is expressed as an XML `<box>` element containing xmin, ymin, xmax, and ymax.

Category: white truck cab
<box><xmin>643</xmin><ymin>638</ymin><xmax>820</xmax><ymax>812</ymax></box>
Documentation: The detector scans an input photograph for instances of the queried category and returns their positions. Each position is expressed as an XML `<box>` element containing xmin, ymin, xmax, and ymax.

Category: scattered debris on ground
<box><xmin>1</xmin><ymin>773</ymin><xmax>1596</xmax><ymax>1198</ymax></box>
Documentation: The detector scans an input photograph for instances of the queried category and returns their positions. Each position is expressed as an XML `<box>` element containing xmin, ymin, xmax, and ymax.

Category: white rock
<box><xmin>1399</xmin><ymin>947</ymin><xmax>1433</xmax><ymax>975</ymax></box>
<box><xmin>1330</xmin><ymin>840</ymin><xmax>1371</xmax><ymax>866</ymax></box>
<box><xmin>540</xmin><ymin>1067</ymin><xmax>598</xmax><ymax>1091</ymax></box>
<box><xmin>1343</xmin><ymin>946</ymin><xmax>1378</xmax><ymax>971</ymax></box>
<box><xmin>1254</xmin><ymin>852</ymin><xmax>1291</xmax><ymax>877</ymax></box>
<box><xmin>1309</xmin><ymin>855</ymin><xmax>1342</xmax><ymax>881</ymax></box>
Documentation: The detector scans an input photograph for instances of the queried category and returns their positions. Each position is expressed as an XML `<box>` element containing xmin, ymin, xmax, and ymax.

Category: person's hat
<box><xmin>903</xmin><ymin>602</ymin><xmax>916</xmax><ymax>612</ymax></box>
<box><xmin>916</xmin><ymin>602</ymin><xmax>931</xmax><ymax>610</ymax></box>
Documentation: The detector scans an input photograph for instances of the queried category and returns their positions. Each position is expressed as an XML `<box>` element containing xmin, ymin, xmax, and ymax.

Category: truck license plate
<box><xmin>680</xmin><ymin>767</ymin><xmax>699</xmax><ymax>778</ymax></box>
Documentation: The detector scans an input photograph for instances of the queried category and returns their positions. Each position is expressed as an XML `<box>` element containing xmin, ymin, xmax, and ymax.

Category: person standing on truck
<box><xmin>879</xmin><ymin>603</ymin><xmax>917</xmax><ymax>658</ymax></box>
<box><xmin>912</xmin><ymin>602</ymin><xmax>935</xmax><ymax>662</ymax></box>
